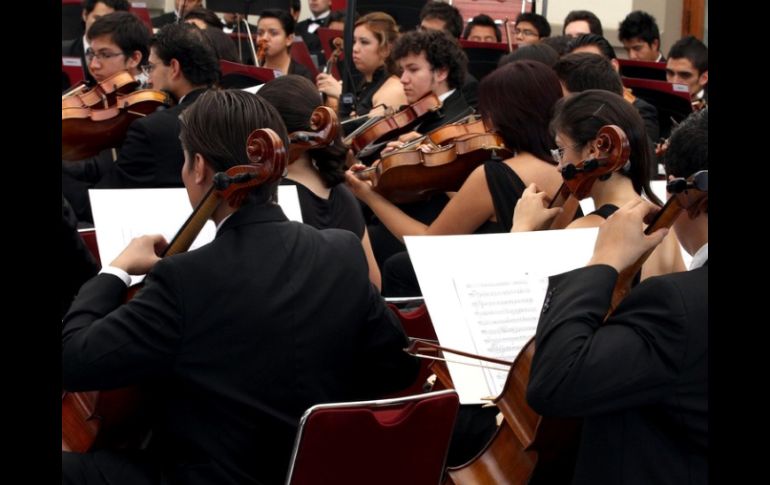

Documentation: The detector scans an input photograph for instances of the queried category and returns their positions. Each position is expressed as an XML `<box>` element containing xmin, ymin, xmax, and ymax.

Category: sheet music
<box><xmin>89</xmin><ymin>186</ymin><xmax>303</xmax><ymax>286</ymax></box>
<box><xmin>452</xmin><ymin>273</ymin><xmax>549</xmax><ymax>398</ymax></box>
<box><xmin>405</xmin><ymin>229</ymin><xmax>599</xmax><ymax>404</ymax></box>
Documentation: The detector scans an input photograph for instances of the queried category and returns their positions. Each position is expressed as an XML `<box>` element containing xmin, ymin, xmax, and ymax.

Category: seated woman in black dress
<box><xmin>511</xmin><ymin>89</ymin><xmax>685</xmax><ymax>280</ymax></box>
<box><xmin>256</xmin><ymin>9</ymin><xmax>314</xmax><ymax>82</ymax></box>
<box><xmin>345</xmin><ymin>61</ymin><xmax>565</xmax><ymax>296</ymax></box>
<box><xmin>315</xmin><ymin>11</ymin><xmax>407</xmax><ymax>119</ymax></box>
<box><xmin>259</xmin><ymin>74</ymin><xmax>381</xmax><ymax>289</ymax></box>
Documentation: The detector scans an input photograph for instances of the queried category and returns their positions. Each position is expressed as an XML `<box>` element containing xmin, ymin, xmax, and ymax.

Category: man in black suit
<box><xmin>62</xmin><ymin>22</ymin><xmax>220</xmax><ymax>223</ymax></box>
<box><xmin>294</xmin><ymin>0</ymin><xmax>332</xmax><ymax>67</ymax></box>
<box><xmin>151</xmin><ymin>0</ymin><xmax>202</xmax><ymax>28</ymax></box>
<box><xmin>62</xmin><ymin>0</ymin><xmax>132</xmax><ymax>87</ymax></box>
<box><xmin>61</xmin><ymin>89</ymin><xmax>419</xmax><ymax>485</ymax></box>
<box><xmin>527</xmin><ymin>108</ymin><xmax>708</xmax><ymax>485</ymax></box>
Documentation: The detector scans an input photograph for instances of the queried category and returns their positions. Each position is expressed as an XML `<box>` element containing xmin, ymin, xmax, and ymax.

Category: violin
<box><xmin>287</xmin><ymin>106</ymin><xmax>339</xmax><ymax>163</ymax></box>
<box><xmin>62</xmin><ymin>89</ymin><xmax>174</xmax><ymax>161</ymax></box>
<box><xmin>323</xmin><ymin>37</ymin><xmax>343</xmax><ymax>76</ymax></box>
<box><xmin>62</xmin><ymin>71</ymin><xmax>139</xmax><ymax>110</ymax></box>
<box><xmin>547</xmin><ymin>125</ymin><xmax>631</xmax><ymax>230</ymax></box>
<box><xmin>608</xmin><ymin>170</ymin><xmax>707</xmax><ymax>316</ymax></box>
<box><xmin>345</xmin><ymin>93</ymin><xmax>442</xmax><ymax>160</ymax></box>
<box><xmin>256</xmin><ymin>38</ymin><xmax>268</xmax><ymax>67</ymax></box>
<box><xmin>356</xmin><ymin>132</ymin><xmax>512</xmax><ymax>204</ymax></box>
<box><xmin>62</xmin><ymin>128</ymin><xmax>288</xmax><ymax>453</ymax></box>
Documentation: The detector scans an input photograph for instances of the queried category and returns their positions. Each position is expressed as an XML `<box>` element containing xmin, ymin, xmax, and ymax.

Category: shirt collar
<box><xmin>689</xmin><ymin>243</ymin><xmax>708</xmax><ymax>269</ymax></box>
<box><xmin>310</xmin><ymin>11</ymin><xmax>330</xmax><ymax>21</ymax></box>
<box><xmin>438</xmin><ymin>89</ymin><xmax>456</xmax><ymax>103</ymax></box>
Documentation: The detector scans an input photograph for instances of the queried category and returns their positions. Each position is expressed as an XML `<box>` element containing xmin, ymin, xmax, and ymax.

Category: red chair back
<box><xmin>129</xmin><ymin>2</ymin><xmax>153</xmax><ymax>32</ymax></box>
<box><xmin>219</xmin><ymin>59</ymin><xmax>276</xmax><ymax>89</ymax></box>
<box><xmin>286</xmin><ymin>389</ymin><xmax>459</xmax><ymax>485</ymax></box>
<box><xmin>383</xmin><ymin>303</ymin><xmax>438</xmax><ymax>398</ymax></box>
<box><xmin>290</xmin><ymin>39</ymin><xmax>320</xmax><ymax>78</ymax></box>
<box><xmin>77</xmin><ymin>228</ymin><xmax>101</xmax><ymax>267</ymax></box>
<box><xmin>62</xmin><ymin>57</ymin><xmax>85</xmax><ymax>87</ymax></box>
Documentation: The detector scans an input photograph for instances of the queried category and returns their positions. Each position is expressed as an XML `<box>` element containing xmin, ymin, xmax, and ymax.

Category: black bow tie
<box><xmin>308</xmin><ymin>18</ymin><xmax>324</xmax><ymax>25</ymax></box>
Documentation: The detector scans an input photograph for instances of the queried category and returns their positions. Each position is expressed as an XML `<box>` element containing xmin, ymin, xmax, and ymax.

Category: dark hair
<box><xmin>553</xmin><ymin>52</ymin><xmax>623</xmax><ymax>95</ymax></box>
<box><xmin>87</xmin><ymin>11</ymin><xmax>150</xmax><ymax>64</ymax></box>
<box><xmin>419</xmin><ymin>1</ymin><xmax>463</xmax><ymax>38</ymax></box>
<box><xmin>183</xmin><ymin>7</ymin><xmax>223</xmax><ymax>30</ymax></box>
<box><xmin>563</xmin><ymin>10</ymin><xmax>603</xmax><ymax>36</ymax></box>
<box><xmin>150</xmin><ymin>22</ymin><xmax>220</xmax><ymax>86</ymax></box>
<box><xmin>201</xmin><ymin>25</ymin><xmax>239</xmax><ymax>62</ymax></box>
<box><xmin>462</xmin><ymin>14</ymin><xmax>501</xmax><ymax>42</ymax></box>
<box><xmin>179</xmin><ymin>90</ymin><xmax>289</xmax><ymax>203</ymax></box>
<box><xmin>478</xmin><ymin>60</ymin><xmax>562</xmax><ymax>162</ymax></box>
<box><xmin>540</xmin><ymin>35</ymin><xmax>572</xmax><ymax>57</ymax></box>
<box><xmin>567</xmin><ymin>33</ymin><xmax>616</xmax><ymax>59</ymax></box>
<box><xmin>668</xmin><ymin>35</ymin><xmax>708</xmax><ymax>74</ymax></box>
<box><xmin>664</xmin><ymin>108</ymin><xmax>707</xmax><ymax>179</ymax></box>
<box><xmin>618</xmin><ymin>10</ymin><xmax>660</xmax><ymax>45</ymax></box>
<box><xmin>392</xmin><ymin>29</ymin><xmax>467</xmax><ymax>90</ymax></box>
<box><xmin>258</xmin><ymin>8</ymin><xmax>295</xmax><ymax>36</ymax></box>
<box><xmin>290</xmin><ymin>0</ymin><xmax>301</xmax><ymax>13</ymax></box>
<box><xmin>499</xmin><ymin>43</ymin><xmax>559</xmax><ymax>68</ymax></box>
<box><xmin>515</xmin><ymin>12</ymin><xmax>551</xmax><ymax>38</ymax></box>
<box><xmin>329</xmin><ymin>10</ymin><xmax>347</xmax><ymax>24</ymax></box>
<box><xmin>258</xmin><ymin>75</ymin><xmax>348</xmax><ymax>187</ymax></box>
<box><xmin>355</xmin><ymin>12</ymin><xmax>400</xmax><ymax>75</ymax></box>
<box><xmin>83</xmin><ymin>0</ymin><xmax>131</xmax><ymax>14</ymax></box>
<box><xmin>550</xmin><ymin>89</ymin><xmax>660</xmax><ymax>204</ymax></box>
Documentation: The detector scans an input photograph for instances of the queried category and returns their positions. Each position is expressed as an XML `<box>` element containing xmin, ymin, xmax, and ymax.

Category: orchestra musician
<box><xmin>258</xmin><ymin>75</ymin><xmax>382</xmax><ymax>289</ymax></box>
<box><xmin>511</xmin><ymin>89</ymin><xmax>685</xmax><ymax>280</ymax></box>
<box><xmin>61</xmin><ymin>89</ymin><xmax>419</xmax><ymax>485</ymax></box>
<box><xmin>665</xmin><ymin>36</ymin><xmax>708</xmax><ymax>110</ymax></box>
<box><xmin>316</xmin><ymin>12</ymin><xmax>407</xmax><ymax>119</ymax></box>
<box><xmin>62</xmin><ymin>22</ymin><xmax>219</xmax><ymax>223</ymax></box>
<box><xmin>62</xmin><ymin>0</ymin><xmax>132</xmax><ymax>88</ymax></box>
<box><xmin>255</xmin><ymin>9</ymin><xmax>315</xmax><ymax>82</ymax></box>
<box><xmin>526</xmin><ymin>108</ymin><xmax>708</xmax><ymax>485</ymax></box>
<box><xmin>346</xmin><ymin>60</ymin><xmax>564</xmax><ymax>297</ymax></box>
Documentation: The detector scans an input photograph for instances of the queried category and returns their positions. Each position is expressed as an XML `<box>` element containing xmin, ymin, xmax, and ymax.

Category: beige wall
<box><xmin>544</xmin><ymin>0</ymin><xmax>683</xmax><ymax>59</ymax></box>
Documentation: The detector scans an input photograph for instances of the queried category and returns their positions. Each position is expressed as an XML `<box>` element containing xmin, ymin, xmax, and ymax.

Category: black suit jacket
<box><xmin>295</xmin><ymin>16</ymin><xmax>330</xmax><ymax>65</ymax></box>
<box><xmin>62</xmin><ymin>36</ymin><xmax>96</xmax><ymax>87</ymax></box>
<box><xmin>62</xmin><ymin>202</ymin><xmax>419</xmax><ymax>485</ymax></box>
<box><xmin>527</xmin><ymin>264</ymin><xmax>708</xmax><ymax>485</ymax></box>
<box><xmin>62</xmin><ymin>89</ymin><xmax>206</xmax><ymax>222</ymax></box>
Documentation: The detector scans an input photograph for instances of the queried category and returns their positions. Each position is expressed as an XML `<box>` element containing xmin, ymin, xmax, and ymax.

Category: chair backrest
<box><xmin>617</xmin><ymin>58</ymin><xmax>667</xmax><ymax>82</ymax></box>
<box><xmin>621</xmin><ymin>77</ymin><xmax>693</xmax><ymax>139</ymax></box>
<box><xmin>77</xmin><ymin>228</ymin><xmax>101</xmax><ymax>267</ymax></box>
<box><xmin>219</xmin><ymin>59</ymin><xmax>276</xmax><ymax>89</ymax></box>
<box><xmin>383</xmin><ymin>303</ymin><xmax>437</xmax><ymax>398</ymax></box>
<box><xmin>62</xmin><ymin>57</ymin><xmax>86</xmax><ymax>88</ymax></box>
<box><xmin>286</xmin><ymin>389</ymin><xmax>460</xmax><ymax>485</ymax></box>
<box><xmin>290</xmin><ymin>38</ymin><xmax>320</xmax><ymax>78</ymax></box>
<box><xmin>129</xmin><ymin>3</ymin><xmax>153</xmax><ymax>32</ymax></box>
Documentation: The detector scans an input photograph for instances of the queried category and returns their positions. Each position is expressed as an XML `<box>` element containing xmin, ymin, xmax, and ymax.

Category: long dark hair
<box><xmin>478</xmin><ymin>60</ymin><xmax>562</xmax><ymax>163</ymax></box>
<box><xmin>258</xmin><ymin>75</ymin><xmax>348</xmax><ymax>187</ymax></box>
<box><xmin>550</xmin><ymin>89</ymin><xmax>660</xmax><ymax>205</ymax></box>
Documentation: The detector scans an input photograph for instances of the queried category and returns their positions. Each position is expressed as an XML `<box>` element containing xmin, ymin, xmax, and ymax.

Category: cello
<box><xmin>62</xmin><ymin>128</ymin><xmax>288</xmax><ymax>453</ymax></box>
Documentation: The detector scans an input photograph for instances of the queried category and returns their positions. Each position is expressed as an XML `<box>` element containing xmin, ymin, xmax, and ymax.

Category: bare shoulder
<box><xmin>373</xmin><ymin>75</ymin><xmax>407</xmax><ymax>110</ymax></box>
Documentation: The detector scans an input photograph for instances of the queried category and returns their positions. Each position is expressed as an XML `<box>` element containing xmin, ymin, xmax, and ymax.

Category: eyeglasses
<box><xmin>550</xmin><ymin>142</ymin><xmax>582</xmax><ymax>165</ymax></box>
<box><xmin>666</xmin><ymin>170</ymin><xmax>708</xmax><ymax>194</ymax></box>
<box><xmin>141</xmin><ymin>62</ymin><xmax>159</xmax><ymax>76</ymax></box>
<box><xmin>85</xmin><ymin>48</ymin><xmax>126</xmax><ymax>63</ymax></box>
<box><xmin>514</xmin><ymin>28</ymin><xmax>538</xmax><ymax>37</ymax></box>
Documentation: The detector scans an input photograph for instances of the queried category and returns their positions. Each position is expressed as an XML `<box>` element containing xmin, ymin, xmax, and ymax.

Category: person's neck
<box><xmin>681</xmin><ymin>218</ymin><xmax>708</xmax><ymax>256</ymax></box>
<box><xmin>287</xmin><ymin>154</ymin><xmax>330</xmax><ymax>198</ymax></box>
<box><xmin>590</xmin><ymin>173</ymin><xmax>638</xmax><ymax>209</ymax></box>
<box><xmin>174</xmin><ymin>82</ymin><xmax>204</xmax><ymax>102</ymax></box>
<box><xmin>311</xmin><ymin>9</ymin><xmax>330</xmax><ymax>20</ymax></box>
<box><xmin>265</xmin><ymin>51</ymin><xmax>291</xmax><ymax>73</ymax></box>
<box><xmin>212</xmin><ymin>199</ymin><xmax>237</xmax><ymax>227</ymax></box>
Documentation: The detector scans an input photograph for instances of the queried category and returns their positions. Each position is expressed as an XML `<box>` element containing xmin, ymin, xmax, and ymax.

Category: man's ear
<box><xmin>434</xmin><ymin>67</ymin><xmax>449</xmax><ymax>85</ymax></box>
<box><xmin>193</xmin><ymin>153</ymin><xmax>209</xmax><ymax>184</ymax></box>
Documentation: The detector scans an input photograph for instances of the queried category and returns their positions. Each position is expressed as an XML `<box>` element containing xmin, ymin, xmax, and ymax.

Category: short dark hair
<box><xmin>499</xmin><ymin>43</ymin><xmax>559</xmax><ymax>68</ymax></box>
<box><xmin>664</xmin><ymin>108</ymin><xmax>707</xmax><ymax>179</ymax></box>
<box><xmin>150</xmin><ymin>23</ymin><xmax>220</xmax><ymax>86</ymax></box>
<box><xmin>567</xmin><ymin>33</ymin><xmax>617</xmax><ymax>59</ymax></box>
<box><xmin>200</xmin><ymin>25</ymin><xmax>239</xmax><ymax>62</ymax></box>
<box><xmin>87</xmin><ymin>11</ymin><xmax>150</xmax><ymax>64</ymax></box>
<box><xmin>419</xmin><ymin>1</ymin><xmax>463</xmax><ymax>38</ymax></box>
<box><xmin>258</xmin><ymin>8</ymin><xmax>295</xmax><ymax>36</ymax></box>
<box><xmin>478</xmin><ymin>60</ymin><xmax>562</xmax><ymax>162</ymax></box>
<box><xmin>392</xmin><ymin>29</ymin><xmax>467</xmax><ymax>90</ymax></box>
<box><xmin>540</xmin><ymin>35</ymin><xmax>572</xmax><ymax>57</ymax></box>
<box><xmin>258</xmin><ymin>75</ymin><xmax>349</xmax><ymax>188</ymax></box>
<box><xmin>290</xmin><ymin>0</ymin><xmax>301</xmax><ymax>13</ymax></box>
<box><xmin>515</xmin><ymin>12</ymin><xmax>551</xmax><ymax>38</ymax></box>
<box><xmin>553</xmin><ymin>52</ymin><xmax>623</xmax><ymax>95</ymax></box>
<box><xmin>462</xmin><ymin>14</ymin><xmax>501</xmax><ymax>42</ymax></box>
<box><xmin>563</xmin><ymin>10</ymin><xmax>603</xmax><ymax>36</ymax></box>
<box><xmin>550</xmin><ymin>89</ymin><xmax>660</xmax><ymax>205</ymax></box>
<box><xmin>83</xmin><ymin>0</ymin><xmax>131</xmax><ymax>15</ymax></box>
<box><xmin>183</xmin><ymin>7</ymin><xmax>224</xmax><ymax>30</ymax></box>
<box><xmin>668</xmin><ymin>35</ymin><xmax>708</xmax><ymax>74</ymax></box>
<box><xmin>179</xmin><ymin>90</ymin><xmax>289</xmax><ymax>203</ymax></box>
<box><xmin>618</xmin><ymin>10</ymin><xmax>660</xmax><ymax>45</ymax></box>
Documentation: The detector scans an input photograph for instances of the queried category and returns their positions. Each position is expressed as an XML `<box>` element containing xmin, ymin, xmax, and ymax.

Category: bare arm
<box><xmin>361</xmin><ymin>227</ymin><xmax>382</xmax><ymax>291</ymax></box>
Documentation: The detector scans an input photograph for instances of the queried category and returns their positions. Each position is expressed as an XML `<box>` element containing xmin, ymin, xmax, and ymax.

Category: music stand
<box><xmin>356</xmin><ymin>0</ymin><xmax>423</xmax><ymax>31</ymax></box>
<box><xmin>206</xmin><ymin>0</ymin><xmax>288</xmax><ymax>16</ymax></box>
<box><xmin>459</xmin><ymin>40</ymin><xmax>509</xmax><ymax>81</ymax></box>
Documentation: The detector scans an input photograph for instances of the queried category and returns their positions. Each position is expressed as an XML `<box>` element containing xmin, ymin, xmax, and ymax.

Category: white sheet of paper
<box><xmin>405</xmin><ymin>228</ymin><xmax>599</xmax><ymax>404</ymax></box>
<box><xmin>89</xmin><ymin>186</ymin><xmax>303</xmax><ymax>285</ymax></box>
